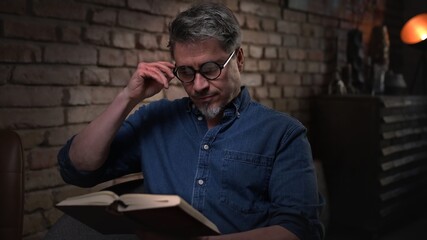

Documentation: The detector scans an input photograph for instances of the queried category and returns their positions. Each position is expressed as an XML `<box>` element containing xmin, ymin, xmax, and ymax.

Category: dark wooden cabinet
<box><xmin>312</xmin><ymin>95</ymin><xmax>427</xmax><ymax>236</ymax></box>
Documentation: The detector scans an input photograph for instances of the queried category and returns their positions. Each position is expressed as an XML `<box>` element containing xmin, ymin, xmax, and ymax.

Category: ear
<box><xmin>236</xmin><ymin>47</ymin><xmax>244</xmax><ymax>72</ymax></box>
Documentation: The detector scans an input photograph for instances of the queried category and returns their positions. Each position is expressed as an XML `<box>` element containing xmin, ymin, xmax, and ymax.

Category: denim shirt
<box><xmin>58</xmin><ymin>87</ymin><xmax>324</xmax><ymax>239</ymax></box>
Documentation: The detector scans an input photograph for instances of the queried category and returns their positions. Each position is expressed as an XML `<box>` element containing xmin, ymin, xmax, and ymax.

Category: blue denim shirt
<box><xmin>58</xmin><ymin>87</ymin><xmax>324</xmax><ymax>239</ymax></box>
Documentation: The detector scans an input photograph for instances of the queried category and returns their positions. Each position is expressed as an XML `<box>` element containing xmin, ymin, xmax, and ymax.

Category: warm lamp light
<box><xmin>400</xmin><ymin>13</ymin><xmax>427</xmax><ymax>94</ymax></box>
<box><xmin>401</xmin><ymin>13</ymin><xmax>427</xmax><ymax>48</ymax></box>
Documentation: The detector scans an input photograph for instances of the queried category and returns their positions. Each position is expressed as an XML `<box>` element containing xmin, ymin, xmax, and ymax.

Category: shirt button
<box><xmin>197</xmin><ymin>116</ymin><xmax>203</xmax><ymax>121</ymax></box>
<box><xmin>203</xmin><ymin>144</ymin><xmax>209</xmax><ymax>150</ymax></box>
<box><xmin>197</xmin><ymin>179</ymin><xmax>204</xmax><ymax>185</ymax></box>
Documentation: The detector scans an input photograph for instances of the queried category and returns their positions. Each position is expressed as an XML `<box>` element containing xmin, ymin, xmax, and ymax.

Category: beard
<box><xmin>198</xmin><ymin>102</ymin><xmax>222</xmax><ymax>119</ymax></box>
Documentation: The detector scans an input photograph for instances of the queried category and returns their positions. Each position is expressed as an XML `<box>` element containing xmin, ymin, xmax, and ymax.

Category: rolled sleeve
<box><xmin>268</xmin><ymin>125</ymin><xmax>324</xmax><ymax>239</ymax></box>
<box><xmin>57</xmin><ymin>136</ymin><xmax>113</xmax><ymax>187</ymax></box>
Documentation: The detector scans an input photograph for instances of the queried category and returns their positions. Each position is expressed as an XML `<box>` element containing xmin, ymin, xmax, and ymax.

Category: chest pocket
<box><xmin>220</xmin><ymin>149</ymin><xmax>274</xmax><ymax>214</ymax></box>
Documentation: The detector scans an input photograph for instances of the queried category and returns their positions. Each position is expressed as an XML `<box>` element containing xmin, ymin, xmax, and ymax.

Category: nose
<box><xmin>192</xmin><ymin>72</ymin><xmax>210</xmax><ymax>91</ymax></box>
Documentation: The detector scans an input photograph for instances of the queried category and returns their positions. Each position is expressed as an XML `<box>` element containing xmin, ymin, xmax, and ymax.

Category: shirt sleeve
<box><xmin>268</xmin><ymin>123</ymin><xmax>324</xmax><ymax>240</ymax></box>
<box><xmin>57</xmin><ymin>120</ymin><xmax>142</xmax><ymax>188</ymax></box>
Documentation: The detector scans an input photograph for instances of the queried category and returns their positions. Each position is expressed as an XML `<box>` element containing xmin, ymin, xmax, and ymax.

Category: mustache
<box><xmin>192</xmin><ymin>89</ymin><xmax>213</xmax><ymax>98</ymax></box>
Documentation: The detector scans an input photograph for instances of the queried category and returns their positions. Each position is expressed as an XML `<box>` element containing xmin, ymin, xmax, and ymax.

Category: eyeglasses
<box><xmin>173</xmin><ymin>50</ymin><xmax>236</xmax><ymax>84</ymax></box>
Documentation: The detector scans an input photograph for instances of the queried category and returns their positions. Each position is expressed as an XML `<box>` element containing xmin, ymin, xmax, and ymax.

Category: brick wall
<box><xmin>0</xmin><ymin>0</ymin><xmax>385</xmax><ymax>239</ymax></box>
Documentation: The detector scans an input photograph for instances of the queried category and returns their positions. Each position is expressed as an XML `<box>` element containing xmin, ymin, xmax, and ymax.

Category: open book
<box><xmin>56</xmin><ymin>191</ymin><xmax>220</xmax><ymax>236</ymax></box>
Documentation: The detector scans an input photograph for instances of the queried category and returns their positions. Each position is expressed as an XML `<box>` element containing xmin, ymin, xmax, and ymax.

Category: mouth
<box><xmin>194</xmin><ymin>93</ymin><xmax>216</xmax><ymax>102</ymax></box>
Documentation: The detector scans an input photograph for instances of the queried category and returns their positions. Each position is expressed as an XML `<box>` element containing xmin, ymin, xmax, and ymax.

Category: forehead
<box><xmin>173</xmin><ymin>39</ymin><xmax>227</xmax><ymax>65</ymax></box>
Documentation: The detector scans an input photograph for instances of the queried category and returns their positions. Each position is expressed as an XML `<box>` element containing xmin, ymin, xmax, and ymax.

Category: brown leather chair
<box><xmin>0</xmin><ymin>130</ymin><xmax>24</xmax><ymax>240</ymax></box>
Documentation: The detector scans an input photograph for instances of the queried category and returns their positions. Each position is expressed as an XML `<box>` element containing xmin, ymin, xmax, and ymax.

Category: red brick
<box><xmin>91</xmin><ymin>86</ymin><xmax>120</xmax><ymax>104</ymax></box>
<box><xmin>246</xmin><ymin>15</ymin><xmax>261</xmax><ymax>30</ymax></box>
<box><xmin>46</xmin><ymin>124</ymin><xmax>86</xmax><ymax>146</ymax></box>
<box><xmin>254</xmin><ymin>86</ymin><xmax>268</xmax><ymax>98</ymax></box>
<box><xmin>64</xmin><ymin>86</ymin><xmax>92</xmax><ymax>106</ymax></box>
<box><xmin>44</xmin><ymin>44</ymin><xmax>97</xmax><ymax>65</ymax></box>
<box><xmin>15</xmin><ymin>129</ymin><xmax>46</xmax><ymax>150</ymax></box>
<box><xmin>261</xmin><ymin>18</ymin><xmax>276</xmax><ymax>31</ymax></box>
<box><xmin>137</xmin><ymin>34</ymin><xmax>159</xmax><ymax>50</ymax></box>
<box><xmin>27</xmin><ymin>147</ymin><xmax>60</xmax><ymax>170</ymax></box>
<box><xmin>0</xmin><ymin>65</ymin><xmax>12</xmax><ymax>84</ymax></box>
<box><xmin>240</xmin><ymin>2</ymin><xmax>281</xmax><ymax>18</ymax></box>
<box><xmin>25</xmin><ymin>168</ymin><xmax>64</xmax><ymax>191</ymax></box>
<box><xmin>0</xmin><ymin>0</ymin><xmax>26</xmax><ymax>14</ymax></box>
<box><xmin>241</xmin><ymin>73</ymin><xmax>262</xmax><ymax>86</ymax></box>
<box><xmin>259</xmin><ymin>60</ymin><xmax>272</xmax><ymax>71</ymax></box>
<box><xmin>33</xmin><ymin>0</ymin><xmax>86</xmax><ymax>21</ymax></box>
<box><xmin>307</xmin><ymin>61</ymin><xmax>321</xmax><ymax>73</ymax></box>
<box><xmin>282</xmin><ymin>35</ymin><xmax>298</xmax><ymax>47</ymax></box>
<box><xmin>3</xmin><ymin>18</ymin><xmax>57</xmax><ymax>41</ymax></box>
<box><xmin>23</xmin><ymin>211</ymin><xmax>48</xmax><ymax>236</ymax></box>
<box><xmin>269</xmin><ymin>86</ymin><xmax>282</xmax><ymax>98</ymax></box>
<box><xmin>127</xmin><ymin>0</ymin><xmax>150</xmax><ymax>11</ymax></box>
<box><xmin>277</xmin><ymin>21</ymin><xmax>301</xmax><ymax>35</ymax></box>
<box><xmin>25</xmin><ymin>190</ymin><xmax>53</xmax><ymax>212</ymax></box>
<box><xmin>0</xmin><ymin>107</ymin><xmax>64</xmax><ymax>129</ymax></box>
<box><xmin>118</xmin><ymin>10</ymin><xmax>164</xmax><ymax>32</ymax></box>
<box><xmin>284</xmin><ymin>60</ymin><xmax>298</xmax><ymax>72</ymax></box>
<box><xmin>0</xmin><ymin>85</ymin><xmax>63</xmax><ymax>107</ymax></box>
<box><xmin>91</xmin><ymin>8</ymin><xmax>117</xmax><ymax>26</ymax></box>
<box><xmin>80</xmin><ymin>0</ymin><xmax>125</xmax><ymax>7</ymax></box>
<box><xmin>159</xmin><ymin>34</ymin><xmax>170</xmax><ymax>50</ymax></box>
<box><xmin>138</xmin><ymin>49</ymin><xmax>171</xmax><ymax>62</ymax></box>
<box><xmin>265</xmin><ymin>47</ymin><xmax>277</xmax><ymax>58</ymax></box>
<box><xmin>112</xmin><ymin>31</ymin><xmax>136</xmax><ymax>49</ymax></box>
<box><xmin>283</xmin><ymin>9</ymin><xmax>307</xmax><ymax>22</ymax></box>
<box><xmin>288</xmin><ymin>49</ymin><xmax>306</xmax><ymax>60</ymax></box>
<box><xmin>243</xmin><ymin>59</ymin><xmax>258</xmax><ymax>72</ymax></box>
<box><xmin>295</xmin><ymin>86</ymin><xmax>312</xmax><ymax>98</ymax></box>
<box><xmin>110</xmin><ymin>68</ymin><xmax>132</xmax><ymax>86</ymax></box>
<box><xmin>13</xmin><ymin>65</ymin><xmax>80</xmax><ymax>85</ymax></box>
<box><xmin>277</xmin><ymin>73</ymin><xmax>302</xmax><ymax>86</ymax></box>
<box><xmin>82</xmin><ymin>67</ymin><xmax>110</xmax><ymax>85</ymax></box>
<box><xmin>83</xmin><ymin>26</ymin><xmax>111</xmax><ymax>46</ymax></box>
<box><xmin>264</xmin><ymin>73</ymin><xmax>276</xmax><ymax>84</ymax></box>
<box><xmin>66</xmin><ymin>105</ymin><xmax>106</xmax><ymax>123</ymax></box>
<box><xmin>242</xmin><ymin>30</ymin><xmax>269</xmax><ymax>45</ymax></box>
<box><xmin>307</xmin><ymin>49</ymin><xmax>326</xmax><ymax>61</ymax></box>
<box><xmin>283</xmin><ymin>86</ymin><xmax>296</xmax><ymax>97</ymax></box>
<box><xmin>0</xmin><ymin>42</ymin><xmax>42</xmax><ymax>63</ymax></box>
<box><xmin>249</xmin><ymin>45</ymin><xmax>263</xmax><ymax>58</ymax></box>
<box><xmin>268</xmin><ymin>33</ymin><xmax>282</xmax><ymax>45</ymax></box>
<box><xmin>59</xmin><ymin>25</ymin><xmax>81</xmax><ymax>43</ymax></box>
<box><xmin>124</xmin><ymin>50</ymin><xmax>139</xmax><ymax>67</ymax></box>
<box><xmin>99</xmin><ymin>48</ymin><xmax>125</xmax><ymax>66</ymax></box>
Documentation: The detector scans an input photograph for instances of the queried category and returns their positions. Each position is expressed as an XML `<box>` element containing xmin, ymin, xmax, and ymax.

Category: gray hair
<box><xmin>168</xmin><ymin>2</ymin><xmax>241</xmax><ymax>58</ymax></box>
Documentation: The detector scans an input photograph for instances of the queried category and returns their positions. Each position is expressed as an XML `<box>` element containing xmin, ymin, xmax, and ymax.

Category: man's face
<box><xmin>173</xmin><ymin>39</ymin><xmax>244</xmax><ymax>119</ymax></box>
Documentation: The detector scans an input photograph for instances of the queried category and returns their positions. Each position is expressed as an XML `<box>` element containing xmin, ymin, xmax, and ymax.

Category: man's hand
<box><xmin>125</xmin><ymin>61</ymin><xmax>175</xmax><ymax>103</ymax></box>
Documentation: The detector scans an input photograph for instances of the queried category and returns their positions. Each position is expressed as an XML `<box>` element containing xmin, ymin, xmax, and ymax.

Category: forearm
<box><xmin>69</xmin><ymin>89</ymin><xmax>139</xmax><ymax>171</ymax></box>
<box><xmin>200</xmin><ymin>226</ymin><xmax>299</xmax><ymax>240</ymax></box>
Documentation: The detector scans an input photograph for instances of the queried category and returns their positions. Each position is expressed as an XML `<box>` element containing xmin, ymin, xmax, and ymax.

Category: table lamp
<box><xmin>400</xmin><ymin>13</ymin><xmax>427</xmax><ymax>93</ymax></box>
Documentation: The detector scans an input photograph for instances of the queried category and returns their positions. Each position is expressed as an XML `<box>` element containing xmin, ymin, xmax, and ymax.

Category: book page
<box><xmin>118</xmin><ymin>194</ymin><xmax>181</xmax><ymax>210</ymax></box>
<box><xmin>57</xmin><ymin>191</ymin><xmax>119</xmax><ymax>206</ymax></box>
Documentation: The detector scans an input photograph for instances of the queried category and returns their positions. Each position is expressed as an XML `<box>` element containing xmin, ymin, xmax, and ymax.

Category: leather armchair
<box><xmin>0</xmin><ymin>130</ymin><xmax>24</xmax><ymax>240</ymax></box>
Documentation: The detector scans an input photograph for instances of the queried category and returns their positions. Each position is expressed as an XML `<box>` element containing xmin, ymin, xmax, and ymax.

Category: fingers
<box><xmin>137</xmin><ymin>61</ymin><xmax>175</xmax><ymax>89</ymax></box>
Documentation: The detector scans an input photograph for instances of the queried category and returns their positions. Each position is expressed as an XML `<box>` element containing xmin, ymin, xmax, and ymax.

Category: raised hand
<box><xmin>125</xmin><ymin>61</ymin><xmax>175</xmax><ymax>103</ymax></box>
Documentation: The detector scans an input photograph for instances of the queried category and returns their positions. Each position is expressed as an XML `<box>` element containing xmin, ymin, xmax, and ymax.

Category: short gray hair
<box><xmin>168</xmin><ymin>2</ymin><xmax>241</xmax><ymax>58</ymax></box>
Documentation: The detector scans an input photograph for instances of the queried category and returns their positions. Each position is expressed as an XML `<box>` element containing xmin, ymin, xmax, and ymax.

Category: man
<box><xmin>58</xmin><ymin>2</ymin><xmax>324</xmax><ymax>240</ymax></box>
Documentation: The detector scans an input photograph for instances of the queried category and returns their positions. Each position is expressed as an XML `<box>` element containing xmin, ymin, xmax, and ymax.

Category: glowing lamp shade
<box><xmin>401</xmin><ymin>13</ymin><xmax>427</xmax><ymax>48</ymax></box>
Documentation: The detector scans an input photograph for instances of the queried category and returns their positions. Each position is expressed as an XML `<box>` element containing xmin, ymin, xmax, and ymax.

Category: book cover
<box><xmin>56</xmin><ymin>191</ymin><xmax>220</xmax><ymax>237</ymax></box>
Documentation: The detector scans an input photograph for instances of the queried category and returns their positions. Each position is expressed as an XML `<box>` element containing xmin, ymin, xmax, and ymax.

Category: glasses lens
<box><xmin>176</xmin><ymin>66</ymin><xmax>195</xmax><ymax>82</ymax></box>
<box><xmin>200</xmin><ymin>62</ymin><xmax>221</xmax><ymax>80</ymax></box>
